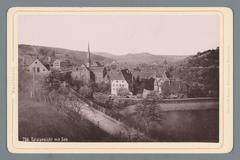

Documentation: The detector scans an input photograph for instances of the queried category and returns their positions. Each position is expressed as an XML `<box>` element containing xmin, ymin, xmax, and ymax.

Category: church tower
<box><xmin>86</xmin><ymin>42</ymin><xmax>91</xmax><ymax>68</ymax></box>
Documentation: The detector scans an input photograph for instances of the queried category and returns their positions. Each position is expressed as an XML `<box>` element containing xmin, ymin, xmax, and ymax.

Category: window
<box><xmin>35</xmin><ymin>61</ymin><xmax>37</xmax><ymax>64</ymax></box>
<box><xmin>116</xmin><ymin>80</ymin><xmax>118</xmax><ymax>83</ymax></box>
<box><xmin>43</xmin><ymin>69</ymin><xmax>45</xmax><ymax>71</ymax></box>
<box><xmin>33</xmin><ymin>67</ymin><xmax>35</xmax><ymax>72</ymax></box>
<box><xmin>37</xmin><ymin>67</ymin><xmax>40</xmax><ymax>72</ymax></box>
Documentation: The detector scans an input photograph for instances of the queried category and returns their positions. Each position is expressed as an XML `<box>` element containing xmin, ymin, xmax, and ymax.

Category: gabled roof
<box><xmin>28</xmin><ymin>58</ymin><xmax>50</xmax><ymax>70</ymax></box>
<box><xmin>107</xmin><ymin>71</ymin><xmax>126</xmax><ymax>80</ymax></box>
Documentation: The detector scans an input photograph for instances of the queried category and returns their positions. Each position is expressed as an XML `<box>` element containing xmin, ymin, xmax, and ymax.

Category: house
<box><xmin>60</xmin><ymin>60</ymin><xmax>73</xmax><ymax>72</ymax></box>
<box><xmin>52</xmin><ymin>59</ymin><xmax>61</xmax><ymax>70</ymax></box>
<box><xmin>27</xmin><ymin>58</ymin><xmax>50</xmax><ymax>75</ymax></box>
<box><xmin>71</xmin><ymin>64</ymin><xmax>91</xmax><ymax>84</ymax></box>
<box><xmin>131</xmin><ymin>70</ymin><xmax>156</xmax><ymax>95</ymax></box>
<box><xmin>91</xmin><ymin>62</ymin><xmax>105</xmax><ymax>83</ymax></box>
<box><xmin>131</xmin><ymin>69</ymin><xmax>170</xmax><ymax>98</ymax></box>
<box><xmin>105</xmin><ymin>71</ymin><xmax>129</xmax><ymax>96</ymax></box>
<box><xmin>154</xmin><ymin>71</ymin><xmax>169</xmax><ymax>94</ymax></box>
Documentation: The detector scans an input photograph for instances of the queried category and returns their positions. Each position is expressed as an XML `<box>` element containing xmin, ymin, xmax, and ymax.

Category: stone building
<box><xmin>71</xmin><ymin>64</ymin><xmax>91</xmax><ymax>84</ymax></box>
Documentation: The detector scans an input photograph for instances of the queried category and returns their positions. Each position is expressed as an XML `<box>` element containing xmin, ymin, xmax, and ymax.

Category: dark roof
<box><xmin>107</xmin><ymin>71</ymin><xmax>126</xmax><ymax>80</ymax></box>
<box><xmin>132</xmin><ymin>70</ymin><xmax>156</xmax><ymax>79</ymax></box>
<box><xmin>121</xmin><ymin>69</ymin><xmax>133</xmax><ymax>84</ymax></box>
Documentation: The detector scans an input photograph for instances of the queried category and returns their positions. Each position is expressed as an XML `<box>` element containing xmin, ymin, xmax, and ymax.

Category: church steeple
<box><xmin>87</xmin><ymin>42</ymin><xmax>91</xmax><ymax>68</ymax></box>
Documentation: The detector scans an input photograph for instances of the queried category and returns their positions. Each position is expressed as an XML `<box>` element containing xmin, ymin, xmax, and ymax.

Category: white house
<box><xmin>52</xmin><ymin>59</ymin><xmax>61</xmax><ymax>70</ymax></box>
<box><xmin>107</xmin><ymin>71</ymin><xmax>129</xmax><ymax>96</ymax></box>
<box><xmin>27</xmin><ymin>58</ymin><xmax>49</xmax><ymax>75</ymax></box>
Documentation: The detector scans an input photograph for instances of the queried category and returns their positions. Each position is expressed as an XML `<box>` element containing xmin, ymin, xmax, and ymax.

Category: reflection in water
<box><xmin>154</xmin><ymin>109</ymin><xmax>219</xmax><ymax>142</ymax></box>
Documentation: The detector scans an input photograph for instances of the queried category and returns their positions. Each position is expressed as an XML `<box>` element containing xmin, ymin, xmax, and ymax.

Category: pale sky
<box><xmin>18</xmin><ymin>14</ymin><xmax>219</xmax><ymax>55</ymax></box>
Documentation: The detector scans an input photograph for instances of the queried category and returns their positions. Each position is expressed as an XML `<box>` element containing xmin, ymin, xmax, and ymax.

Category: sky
<box><xmin>18</xmin><ymin>14</ymin><xmax>219</xmax><ymax>55</ymax></box>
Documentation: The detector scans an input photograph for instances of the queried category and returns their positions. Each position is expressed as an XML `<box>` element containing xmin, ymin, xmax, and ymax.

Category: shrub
<box><xmin>117</xmin><ymin>88</ymin><xmax>129</xmax><ymax>97</ymax></box>
<box><xmin>45</xmin><ymin>70</ymin><xmax>63</xmax><ymax>91</ymax></box>
<box><xmin>78</xmin><ymin>86</ymin><xmax>93</xmax><ymax>98</ymax></box>
<box><xmin>95</xmin><ymin>82</ymin><xmax>111</xmax><ymax>94</ymax></box>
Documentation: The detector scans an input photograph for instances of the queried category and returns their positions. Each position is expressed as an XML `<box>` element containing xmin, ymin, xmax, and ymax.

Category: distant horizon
<box><xmin>19</xmin><ymin>43</ymin><xmax>219</xmax><ymax>57</ymax></box>
<box><xmin>18</xmin><ymin>15</ymin><xmax>219</xmax><ymax>55</ymax></box>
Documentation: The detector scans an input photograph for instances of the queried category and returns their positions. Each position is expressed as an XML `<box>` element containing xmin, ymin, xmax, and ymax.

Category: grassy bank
<box><xmin>19</xmin><ymin>98</ymin><xmax>122</xmax><ymax>142</ymax></box>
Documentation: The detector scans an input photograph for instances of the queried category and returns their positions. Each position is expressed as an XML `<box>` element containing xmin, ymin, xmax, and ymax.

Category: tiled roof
<box><xmin>107</xmin><ymin>71</ymin><xmax>126</xmax><ymax>80</ymax></box>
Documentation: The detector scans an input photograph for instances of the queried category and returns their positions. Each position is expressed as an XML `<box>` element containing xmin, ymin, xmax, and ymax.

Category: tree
<box><xmin>163</xmin><ymin>59</ymin><xmax>168</xmax><ymax>65</ymax></box>
<box><xmin>78</xmin><ymin>86</ymin><xmax>93</xmax><ymax>98</ymax></box>
<box><xmin>135</xmin><ymin>101</ymin><xmax>162</xmax><ymax>137</ymax></box>
<box><xmin>165</xmin><ymin>66</ymin><xmax>174</xmax><ymax>78</ymax></box>
<box><xmin>117</xmin><ymin>88</ymin><xmax>129</xmax><ymax>97</ymax></box>
<box><xmin>64</xmin><ymin>72</ymin><xmax>72</xmax><ymax>84</ymax></box>
<box><xmin>188</xmin><ymin>83</ymin><xmax>205</xmax><ymax>97</ymax></box>
<box><xmin>95</xmin><ymin>82</ymin><xmax>110</xmax><ymax>94</ymax></box>
<box><xmin>45</xmin><ymin>71</ymin><xmax>63</xmax><ymax>91</ymax></box>
<box><xmin>103</xmin><ymin>67</ymin><xmax>107</xmax><ymax>78</ymax></box>
<box><xmin>18</xmin><ymin>67</ymin><xmax>32</xmax><ymax>97</ymax></box>
<box><xmin>145</xmin><ymin>91</ymin><xmax>162</xmax><ymax>101</ymax></box>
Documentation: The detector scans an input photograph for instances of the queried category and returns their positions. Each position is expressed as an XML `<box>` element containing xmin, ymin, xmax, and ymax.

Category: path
<box><xmin>68</xmin><ymin>89</ymin><xmax>150</xmax><ymax>141</ymax></box>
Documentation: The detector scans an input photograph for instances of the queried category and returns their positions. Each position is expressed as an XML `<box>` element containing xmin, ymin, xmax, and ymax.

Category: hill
<box><xmin>179</xmin><ymin>48</ymin><xmax>219</xmax><ymax>68</ymax></box>
<box><xmin>94</xmin><ymin>52</ymin><xmax>188</xmax><ymax>65</ymax></box>
<box><xmin>171</xmin><ymin>47</ymin><xmax>219</xmax><ymax>97</ymax></box>
<box><xmin>19</xmin><ymin>44</ymin><xmax>189</xmax><ymax>67</ymax></box>
<box><xmin>18</xmin><ymin>44</ymin><xmax>114</xmax><ymax>65</ymax></box>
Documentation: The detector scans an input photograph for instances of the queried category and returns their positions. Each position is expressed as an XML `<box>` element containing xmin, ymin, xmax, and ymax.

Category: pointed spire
<box><xmin>87</xmin><ymin>41</ymin><xmax>91</xmax><ymax>68</ymax></box>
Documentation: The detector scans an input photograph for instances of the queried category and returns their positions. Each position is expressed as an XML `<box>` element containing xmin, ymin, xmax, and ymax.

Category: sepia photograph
<box><xmin>7</xmin><ymin>7</ymin><xmax>233</xmax><ymax>153</ymax></box>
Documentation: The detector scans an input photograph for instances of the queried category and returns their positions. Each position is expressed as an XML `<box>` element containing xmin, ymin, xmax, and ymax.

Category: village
<box><xmin>18</xmin><ymin>44</ymin><xmax>219</xmax><ymax>142</ymax></box>
<box><xmin>19</xmin><ymin>43</ymin><xmax>189</xmax><ymax>102</ymax></box>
